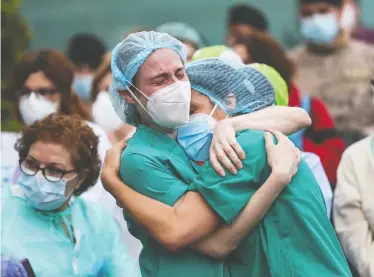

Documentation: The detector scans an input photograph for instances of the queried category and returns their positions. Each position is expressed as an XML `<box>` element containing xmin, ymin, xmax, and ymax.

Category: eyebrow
<box><xmin>150</xmin><ymin>72</ymin><xmax>168</xmax><ymax>81</ymax></box>
<box><xmin>27</xmin><ymin>155</ymin><xmax>66</xmax><ymax>169</ymax></box>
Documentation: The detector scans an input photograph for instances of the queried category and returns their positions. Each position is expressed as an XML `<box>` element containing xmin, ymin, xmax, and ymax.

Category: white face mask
<box><xmin>19</xmin><ymin>92</ymin><xmax>59</xmax><ymax>125</ymax></box>
<box><xmin>340</xmin><ymin>4</ymin><xmax>356</xmax><ymax>31</ymax></box>
<box><xmin>92</xmin><ymin>91</ymin><xmax>123</xmax><ymax>132</ymax></box>
<box><xmin>127</xmin><ymin>81</ymin><xmax>191</xmax><ymax>129</ymax></box>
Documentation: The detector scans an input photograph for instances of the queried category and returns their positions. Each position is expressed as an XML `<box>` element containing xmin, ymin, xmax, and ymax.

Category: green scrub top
<box><xmin>190</xmin><ymin>130</ymin><xmax>352</xmax><ymax>277</ymax></box>
<box><xmin>119</xmin><ymin>125</ymin><xmax>228</xmax><ymax>277</ymax></box>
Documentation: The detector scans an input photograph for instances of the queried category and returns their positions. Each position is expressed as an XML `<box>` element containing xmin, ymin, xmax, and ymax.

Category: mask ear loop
<box><xmin>209</xmin><ymin>104</ymin><xmax>218</xmax><ymax>117</ymax></box>
<box><xmin>122</xmin><ymin>79</ymin><xmax>158</xmax><ymax>122</ymax></box>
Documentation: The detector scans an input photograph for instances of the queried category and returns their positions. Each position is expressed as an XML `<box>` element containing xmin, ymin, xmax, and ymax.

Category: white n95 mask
<box><xmin>127</xmin><ymin>81</ymin><xmax>191</xmax><ymax>129</ymax></box>
<box><xmin>92</xmin><ymin>91</ymin><xmax>123</xmax><ymax>132</ymax></box>
<box><xmin>19</xmin><ymin>92</ymin><xmax>59</xmax><ymax>125</ymax></box>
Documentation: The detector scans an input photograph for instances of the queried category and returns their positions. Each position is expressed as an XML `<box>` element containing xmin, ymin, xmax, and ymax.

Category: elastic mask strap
<box><xmin>126</xmin><ymin>86</ymin><xmax>153</xmax><ymax>119</ymax></box>
<box><xmin>209</xmin><ymin>105</ymin><xmax>218</xmax><ymax>117</ymax></box>
<box><xmin>122</xmin><ymin>78</ymin><xmax>150</xmax><ymax>100</ymax></box>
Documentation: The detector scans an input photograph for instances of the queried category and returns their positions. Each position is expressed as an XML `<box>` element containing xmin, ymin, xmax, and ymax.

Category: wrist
<box><xmin>227</xmin><ymin>117</ymin><xmax>240</xmax><ymax>132</ymax></box>
<box><xmin>269</xmin><ymin>171</ymin><xmax>290</xmax><ymax>190</ymax></box>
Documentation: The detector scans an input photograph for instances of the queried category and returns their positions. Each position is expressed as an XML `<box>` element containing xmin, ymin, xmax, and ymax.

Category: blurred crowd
<box><xmin>1</xmin><ymin>0</ymin><xmax>374</xmax><ymax>276</ymax></box>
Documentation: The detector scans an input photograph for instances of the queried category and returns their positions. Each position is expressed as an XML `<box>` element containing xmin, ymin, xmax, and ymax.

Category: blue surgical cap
<box><xmin>110</xmin><ymin>31</ymin><xmax>188</xmax><ymax>125</ymax></box>
<box><xmin>156</xmin><ymin>22</ymin><xmax>203</xmax><ymax>48</ymax></box>
<box><xmin>186</xmin><ymin>58</ymin><xmax>275</xmax><ymax>115</ymax></box>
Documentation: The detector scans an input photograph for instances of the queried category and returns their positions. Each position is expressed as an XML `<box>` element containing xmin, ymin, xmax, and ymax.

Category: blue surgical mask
<box><xmin>300</xmin><ymin>13</ymin><xmax>340</xmax><ymax>44</ymax></box>
<box><xmin>19</xmin><ymin>171</ymin><xmax>76</xmax><ymax>211</ymax></box>
<box><xmin>73</xmin><ymin>75</ymin><xmax>93</xmax><ymax>102</ymax></box>
<box><xmin>177</xmin><ymin>106</ymin><xmax>218</xmax><ymax>162</ymax></box>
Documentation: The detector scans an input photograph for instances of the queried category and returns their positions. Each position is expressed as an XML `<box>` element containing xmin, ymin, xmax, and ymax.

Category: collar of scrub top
<box><xmin>137</xmin><ymin>124</ymin><xmax>188</xmax><ymax>155</ymax></box>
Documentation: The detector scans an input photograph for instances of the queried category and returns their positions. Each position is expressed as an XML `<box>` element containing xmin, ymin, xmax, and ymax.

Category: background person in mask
<box><xmin>66</xmin><ymin>33</ymin><xmax>107</xmax><ymax>117</ymax></box>
<box><xmin>1</xmin><ymin>114</ymin><xmax>141</xmax><ymax>277</ymax></box>
<box><xmin>232</xmin><ymin>32</ymin><xmax>345</xmax><ymax>187</ymax></box>
<box><xmin>226</xmin><ymin>4</ymin><xmax>269</xmax><ymax>47</ymax></box>
<box><xmin>333</xmin><ymin>82</ymin><xmax>374</xmax><ymax>277</ymax></box>
<box><xmin>156</xmin><ymin>22</ymin><xmax>204</xmax><ymax>62</ymax></box>
<box><xmin>289</xmin><ymin>0</ymin><xmax>374</xmax><ymax>146</ymax></box>
<box><xmin>91</xmin><ymin>52</ymin><xmax>136</xmax><ymax>144</ymax></box>
<box><xmin>104</xmin><ymin>31</ymin><xmax>311</xmax><ymax>277</ymax></box>
<box><xmin>0</xmin><ymin>50</ymin><xmax>118</xmax><ymax>236</ymax></box>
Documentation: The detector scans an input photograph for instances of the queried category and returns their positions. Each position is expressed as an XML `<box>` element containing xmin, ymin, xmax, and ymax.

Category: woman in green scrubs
<box><xmin>105</xmin><ymin>32</ymin><xmax>318</xmax><ymax>277</ymax></box>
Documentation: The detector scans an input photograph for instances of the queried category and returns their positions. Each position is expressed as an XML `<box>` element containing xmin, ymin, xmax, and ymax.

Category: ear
<box><xmin>119</xmin><ymin>90</ymin><xmax>136</xmax><ymax>104</ymax></box>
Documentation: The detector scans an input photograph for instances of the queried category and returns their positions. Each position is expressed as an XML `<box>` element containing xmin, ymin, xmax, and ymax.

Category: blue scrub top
<box><xmin>1</xmin><ymin>184</ymin><xmax>141</xmax><ymax>277</ymax></box>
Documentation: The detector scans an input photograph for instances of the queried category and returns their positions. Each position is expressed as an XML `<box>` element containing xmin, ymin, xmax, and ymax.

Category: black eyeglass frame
<box><xmin>19</xmin><ymin>158</ymin><xmax>77</xmax><ymax>182</ymax></box>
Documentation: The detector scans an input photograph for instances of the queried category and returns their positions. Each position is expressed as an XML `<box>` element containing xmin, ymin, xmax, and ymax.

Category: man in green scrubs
<box><xmin>181</xmin><ymin>58</ymin><xmax>351</xmax><ymax>276</ymax></box>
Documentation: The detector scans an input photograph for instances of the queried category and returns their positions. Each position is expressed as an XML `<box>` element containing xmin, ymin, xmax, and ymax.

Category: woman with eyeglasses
<box><xmin>1</xmin><ymin>113</ymin><xmax>140</xmax><ymax>277</ymax></box>
<box><xmin>1</xmin><ymin>49</ymin><xmax>112</xmax><ymax>200</ymax></box>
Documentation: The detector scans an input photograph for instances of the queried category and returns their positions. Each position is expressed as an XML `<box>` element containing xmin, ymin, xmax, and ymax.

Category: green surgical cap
<box><xmin>248</xmin><ymin>63</ymin><xmax>289</xmax><ymax>106</ymax></box>
<box><xmin>192</xmin><ymin>45</ymin><xmax>243</xmax><ymax>68</ymax></box>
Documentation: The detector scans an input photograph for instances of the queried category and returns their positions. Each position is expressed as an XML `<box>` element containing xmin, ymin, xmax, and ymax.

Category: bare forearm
<box><xmin>101</xmin><ymin>169</ymin><xmax>180</xmax><ymax>247</ymax></box>
<box><xmin>230</xmin><ymin>106</ymin><xmax>311</xmax><ymax>135</ymax></box>
<box><xmin>101</xmin><ymin>169</ymin><xmax>219</xmax><ymax>251</ymax></box>
<box><xmin>192</xmin><ymin>173</ymin><xmax>285</xmax><ymax>259</ymax></box>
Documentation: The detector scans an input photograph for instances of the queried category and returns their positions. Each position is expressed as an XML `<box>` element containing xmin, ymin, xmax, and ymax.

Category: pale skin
<box><xmin>103</xmin><ymin>48</ymin><xmax>304</xmax><ymax>258</ymax></box>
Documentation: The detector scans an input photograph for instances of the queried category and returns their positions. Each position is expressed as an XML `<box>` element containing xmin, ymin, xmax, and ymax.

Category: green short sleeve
<box><xmin>191</xmin><ymin>130</ymin><xmax>268</xmax><ymax>224</ymax></box>
<box><xmin>120</xmin><ymin>152</ymin><xmax>189</xmax><ymax>206</ymax></box>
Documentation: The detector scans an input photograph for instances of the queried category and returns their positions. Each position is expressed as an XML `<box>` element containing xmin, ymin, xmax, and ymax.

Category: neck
<box><xmin>144</xmin><ymin>120</ymin><xmax>177</xmax><ymax>139</ymax></box>
<box><xmin>307</xmin><ymin>30</ymin><xmax>349</xmax><ymax>54</ymax></box>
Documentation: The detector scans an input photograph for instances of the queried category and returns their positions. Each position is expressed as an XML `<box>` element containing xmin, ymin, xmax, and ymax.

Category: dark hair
<box><xmin>90</xmin><ymin>52</ymin><xmax>111</xmax><ymax>102</ymax></box>
<box><xmin>10</xmin><ymin>49</ymin><xmax>89</xmax><ymax>123</ymax></box>
<box><xmin>15</xmin><ymin>113</ymin><xmax>101</xmax><ymax>196</ymax></box>
<box><xmin>234</xmin><ymin>32</ymin><xmax>295</xmax><ymax>87</ymax></box>
<box><xmin>228</xmin><ymin>4</ymin><xmax>269</xmax><ymax>32</ymax></box>
<box><xmin>66</xmin><ymin>33</ymin><xmax>106</xmax><ymax>70</ymax></box>
<box><xmin>299</xmin><ymin>0</ymin><xmax>343</xmax><ymax>7</ymax></box>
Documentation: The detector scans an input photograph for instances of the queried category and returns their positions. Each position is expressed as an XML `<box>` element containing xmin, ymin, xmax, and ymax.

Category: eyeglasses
<box><xmin>19</xmin><ymin>158</ymin><xmax>76</xmax><ymax>182</ymax></box>
<box><xmin>17</xmin><ymin>86</ymin><xmax>58</xmax><ymax>97</ymax></box>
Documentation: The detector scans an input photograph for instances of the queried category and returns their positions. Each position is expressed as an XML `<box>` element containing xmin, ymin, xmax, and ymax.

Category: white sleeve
<box><xmin>302</xmin><ymin>152</ymin><xmax>332</xmax><ymax>218</ymax></box>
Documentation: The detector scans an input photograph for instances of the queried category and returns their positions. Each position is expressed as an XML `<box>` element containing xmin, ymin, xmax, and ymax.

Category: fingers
<box><xmin>210</xmin><ymin>151</ymin><xmax>225</xmax><ymax>177</ymax></box>
<box><xmin>115</xmin><ymin>138</ymin><xmax>128</xmax><ymax>150</ymax></box>
<box><xmin>264</xmin><ymin>132</ymin><xmax>275</xmax><ymax>150</ymax></box>
<box><xmin>268</xmin><ymin>129</ymin><xmax>289</xmax><ymax>143</ymax></box>
<box><xmin>221</xmin><ymin>141</ymin><xmax>243</xmax><ymax>170</ymax></box>
<box><xmin>213</xmin><ymin>143</ymin><xmax>237</xmax><ymax>174</ymax></box>
<box><xmin>230</xmin><ymin>140</ymin><xmax>246</xmax><ymax>160</ymax></box>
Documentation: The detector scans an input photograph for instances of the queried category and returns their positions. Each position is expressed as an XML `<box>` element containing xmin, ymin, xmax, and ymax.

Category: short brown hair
<box><xmin>10</xmin><ymin>49</ymin><xmax>89</xmax><ymax>123</ymax></box>
<box><xmin>15</xmin><ymin>113</ymin><xmax>101</xmax><ymax>196</ymax></box>
<box><xmin>234</xmin><ymin>32</ymin><xmax>295</xmax><ymax>87</ymax></box>
<box><xmin>90</xmin><ymin>51</ymin><xmax>112</xmax><ymax>102</ymax></box>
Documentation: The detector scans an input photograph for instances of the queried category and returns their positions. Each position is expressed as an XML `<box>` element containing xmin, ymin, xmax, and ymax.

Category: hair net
<box><xmin>109</xmin><ymin>31</ymin><xmax>188</xmax><ymax>125</ymax></box>
<box><xmin>186</xmin><ymin>58</ymin><xmax>275</xmax><ymax>115</ymax></box>
<box><xmin>192</xmin><ymin>45</ymin><xmax>243</xmax><ymax>69</ymax></box>
<box><xmin>156</xmin><ymin>22</ymin><xmax>203</xmax><ymax>48</ymax></box>
<box><xmin>249</xmin><ymin>63</ymin><xmax>289</xmax><ymax>106</ymax></box>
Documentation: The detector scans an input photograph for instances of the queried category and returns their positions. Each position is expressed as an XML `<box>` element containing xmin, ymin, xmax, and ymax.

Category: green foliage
<box><xmin>1</xmin><ymin>0</ymin><xmax>31</xmax><ymax>131</ymax></box>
